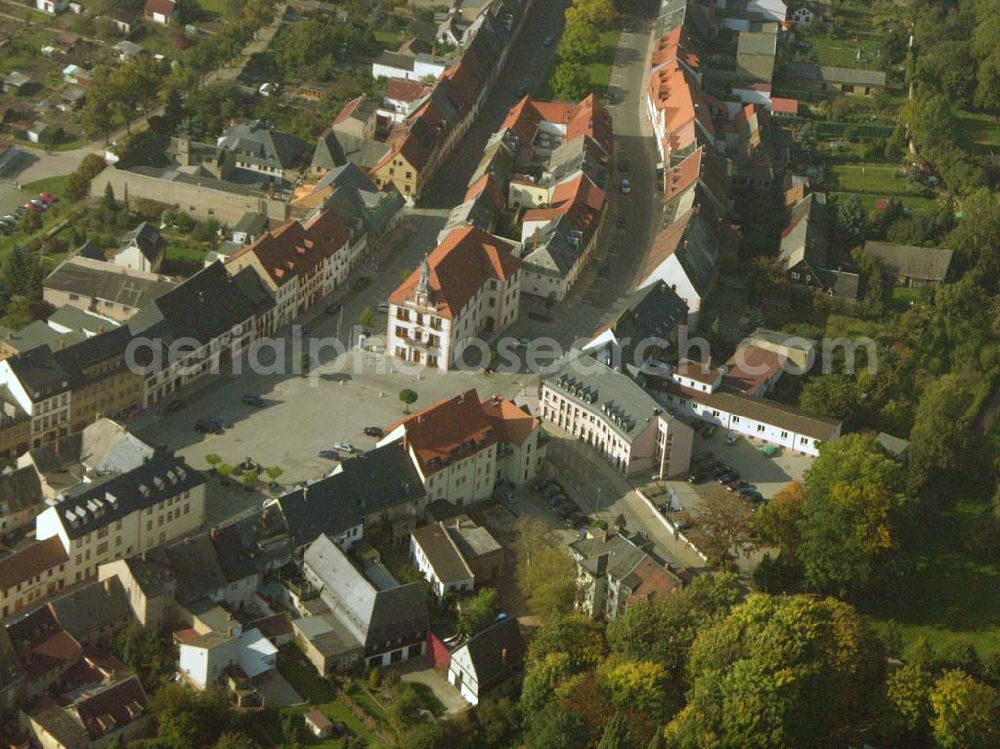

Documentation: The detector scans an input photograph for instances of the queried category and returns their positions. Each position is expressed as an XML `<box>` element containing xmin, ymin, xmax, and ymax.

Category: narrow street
<box><xmin>419</xmin><ymin>0</ymin><xmax>572</xmax><ymax>206</ymax></box>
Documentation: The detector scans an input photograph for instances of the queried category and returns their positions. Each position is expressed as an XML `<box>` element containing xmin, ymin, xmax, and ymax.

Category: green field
<box><xmin>865</xmin><ymin>499</ymin><xmax>1000</xmax><ymax>654</ymax></box>
<box><xmin>956</xmin><ymin>109</ymin><xmax>1000</xmax><ymax>152</ymax></box>
<box><xmin>830</xmin><ymin>191</ymin><xmax>939</xmax><ymax>213</ymax></box>
<box><xmin>827</xmin><ymin>164</ymin><xmax>910</xmax><ymax>193</ymax></box>
<box><xmin>804</xmin><ymin>34</ymin><xmax>882</xmax><ymax>68</ymax></box>
<box><xmin>583</xmin><ymin>29</ymin><xmax>621</xmax><ymax>93</ymax></box>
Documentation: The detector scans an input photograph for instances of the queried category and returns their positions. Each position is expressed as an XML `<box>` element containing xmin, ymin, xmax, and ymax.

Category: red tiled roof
<box><xmin>387</xmin><ymin>389</ymin><xmax>497</xmax><ymax>476</ymax></box>
<box><xmin>481</xmin><ymin>396</ymin><xmax>539</xmax><ymax>446</ymax></box>
<box><xmin>145</xmin><ymin>0</ymin><xmax>175</xmax><ymax>16</ymax></box>
<box><xmin>0</xmin><ymin>537</ymin><xmax>67</xmax><ymax>592</ymax></box>
<box><xmin>385</xmin><ymin>79</ymin><xmax>429</xmax><ymax>103</ymax></box>
<box><xmin>651</xmin><ymin>26</ymin><xmax>700</xmax><ymax>72</ymax></box>
<box><xmin>229</xmin><ymin>209</ymin><xmax>349</xmax><ymax>287</ymax></box>
<box><xmin>664</xmin><ymin>147</ymin><xmax>702</xmax><ymax>203</ymax></box>
<box><xmin>626</xmin><ymin>558</ymin><xmax>684</xmax><ymax>605</ymax></box>
<box><xmin>388</xmin><ymin>226</ymin><xmax>520</xmax><ymax>319</ymax></box>
<box><xmin>770</xmin><ymin>97</ymin><xmax>799</xmax><ymax>115</ymax></box>
<box><xmin>334</xmin><ymin>95</ymin><xmax>366</xmax><ymax>124</ymax></box>
<box><xmin>640</xmin><ymin>208</ymin><xmax>694</xmax><ymax>282</ymax></box>
<box><xmin>648</xmin><ymin>62</ymin><xmax>697</xmax><ymax>155</ymax></box>
<box><xmin>676</xmin><ymin>358</ymin><xmax>723</xmax><ymax>386</ymax></box>
<box><xmin>499</xmin><ymin>94</ymin><xmax>612</xmax><ymax>157</ymax></box>
<box><xmin>723</xmin><ymin>345</ymin><xmax>787</xmax><ymax>395</ymax></box>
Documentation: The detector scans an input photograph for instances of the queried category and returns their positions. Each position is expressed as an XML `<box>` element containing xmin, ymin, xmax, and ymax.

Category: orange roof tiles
<box><xmin>770</xmin><ymin>97</ymin><xmax>799</xmax><ymax>115</ymax></box>
<box><xmin>648</xmin><ymin>62</ymin><xmax>697</xmax><ymax>154</ymax></box>
<box><xmin>676</xmin><ymin>357</ymin><xmax>723</xmax><ymax>386</ymax></box>
<box><xmin>641</xmin><ymin>208</ymin><xmax>694</xmax><ymax>282</ymax></box>
<box><xmin>388</xmin><ymin>226</ymin><xmax>520</xmax><ymax>319</ymax></box>
<box><xmin>481</xmin><ymin>395</ymin><xmax>539</xmax><ymax>446</ymax></box>
<box><xmin>626</xmin><ymin>557</ymin><xmax>684</xmax><ymax>605</ymax></box>
<box><xmin>389</xmin><ymin>389</ymin><xmax>496</xmax><ymax>476</ymax></box>
<box><xmin>664</xmin><ymin>147</ymin><xmax>703</xmax><ymax>203</ymax></box>
<box><xmin>385</xmin><ymin>79</ymin><xmax>429</xmax><ymax>103</ymax></box>
<box><xmin>334</xmin><ymin>95</ymin><xmax>365</xmax><ymax>124</ymax></box>
<box><xmin>0</xmin><ymin>537</ymin><xmax>67</xmax><ymax>592</ymax></box>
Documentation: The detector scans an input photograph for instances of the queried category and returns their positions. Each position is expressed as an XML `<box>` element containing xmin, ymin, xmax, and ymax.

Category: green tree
<box><xmin>595</xmin><ymin>712</ymin><xmax>630</xmax><ymax>749</ymax></box>
<box><xmin>690</xmin><ymin>491</ymin><xmax>754</xmax><ymax>568</ymax></box>
<box><xmin>64</xmin><ymin>171</ymin><xmax>89</xmax><ymax>203</ymax></box>
<box><xmin>797</xmin><ymin>434</ymin><xmax>907</xmax><ymax>597</ymax></box>
<box><xmin>666</xmin><ymin>594</ymin><xmax>886</xmax><ymax>749</ymax></box>
<box><xmin>836</xmin><ymin>194</ymin><xmax>866</xmax><ymax>248</ymax></box>
<box><xmin>559</xmin><ymin>17</ymin><xmax>600</xmax><ymax>61</ymax></box>
<box><xmin>456</xmin><ymin>587</ymin><xmax>499</xmax><ymax>637</ymax></box>
<box><xmin>602</xmin><ymin>660</ymin><xmax>673</xmax><ymax>720</ymax></box>
<box><xmin>929</xmin><ymin>670</ymin><xmax>1000</xmax><ymax>749</ymax></box>
<box><xmin>358</xmin><ymin>305</ymin><xmax>375</xmax><ymax>329</ymax></box>
<box><xmin>751</xmin><ymin>481</ymin><xmax>804</xmax><ymax>555</ymax></box>
<box><xmin>799</xmin><ymin>374</ymin><xmax>863</xmax><ymax>424</ymax></box>
<box><xmin>265</xmin><ymin>466</ymin><xmax>284</xmax><ymax>485</ymax></box>
<box><xmin>528</xmin><ymin>614</ymin><xmax>607</xmax><ymax>673</ymax></box>
<box><xmin>524</xmin><ymin>702</ymin><xmax>588</xmax><ymax>749</ymax></box>
<box><xmin>103</xmin><ymin>183</ymin><xmax>117</xmax><ymax>211</ymax></box>
<box><xmin>606</xmin><ymin>573</ymin><xmax>739</xmax><ymax>682</ymax></box>
<box><xmin>647</xmin><ymin>731</ymin><xmax>666</xmax><ymax>749</ymax></box>
<box><xmin>399</xmin><ymin>388</ymin><xmax>418</xmax><ymax>413</ymax></box>
<box><xmin>474</xmin><ymin>697</ymin><xmax>520</xmax><ymax>749</ymax></box>
<box><xmin>205</xmin><ymin>454</ymin><xmax>222</xmax><ymax>471</ymax></box>
<box><xmin>515</xmin><ymin>518</ymin><xmax>578</xmax><ymax>618</ymax></box>
<box><xmin>975</xmin><ymin>48</ymin><xmax>1000</xmax><ymax>114</ymax></box>
<box><xmin>908</xmin><ymin>374</ymin><xmax>974</xmax><ymax>489</ymax></box>
<box><xmin>550</xmin><ymin>63</ymin><xmax>591</xmax><ymax>100</ymax></box>
<box><xmin>387</xmin><ymin>684</ymin><xmax>423</xmax><ymax>732</ymax></box>
<box><xmin>213</xmin><ymin>731</ymin><xmax>258</xmax><ymax>749</ymax></box>
<box><xmin>886</xmin><ymin>662</ymin><xmax>934</xmax><ymax>740</ymax></box>
<box><xmin>521</xmin><ymin>651</ymin><xmax>573</xmax><ymax>712</ymax></box>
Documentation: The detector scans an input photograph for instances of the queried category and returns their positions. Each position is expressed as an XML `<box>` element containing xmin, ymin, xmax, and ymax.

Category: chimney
<box><xmin>103</xmin><ymin>577</ymin><xmax>114</xmax><ymax>594</ymax></box>
<box><xmin>303</xmin><ymin>487</ymin><xmax>309</xmax><ymax>502</ymax></box>
<box><xmin>209</xmin><ymin>527</ymin><xmax>217</xmax><ymax>540</ymax></box>
<box><xmin>602</xmin><ymin>529</ymin><xmax>610</xmax><ymax>543</ymax></box>
<box><xmin>501</xmin><ymin>647</ymin><xmax>507</xmax><ymax>665</ymax></box>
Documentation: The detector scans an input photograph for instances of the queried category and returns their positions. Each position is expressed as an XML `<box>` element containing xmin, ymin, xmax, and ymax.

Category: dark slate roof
<box><xmin>156</xmin><ymin>534</ymin><xmax>227</xmax><ymax>605</ymax></box>
<box><xmin>129</xmin><ymin>262</ymin><xmax>269</xmax><ymax>346</ymax></box>
<box><xmin>118</xmin><ymin>222</ymin><xmax>165</xmax><ymax>262</ymax></box>
<box><xmin>460</xmin><ymin>616</ymin><xmax>524</xmax><ymax>691</ymax></box>
<box><xmin>276</xmin><ymin>442</ymin><xmax>426</xmax><ymax>549</ymax></box>
<box><xmin>76</xmin><ymin>241</ymin><xmax>106</xmax><ymax>261</ymax></box>
<box><xmin>0</xmin><ymin>465</ymin><xmax>44</xmax><ymax>515</ymax></box>
<box><xmin>5</xmin><ymin>344</ymin><xmax>72</xmax><ymax>400</ymax></box>
<box><xmin>217</xmin><ymin>120</ymin><xmax>311</xmax><ymax>171</ymax></box>
<box><xmin>47</xmin><ymin>577</ymin><xmax>129</xmax><ymax>643</ymax></box>
<box><xmin>44</xmin><ymin>257</ymin><xmax>176</xmax><ymax>308</ymax></box>
<box><xmin>862</xmin><ymin>241</ymin><xmax>953</xmax><ymax>283</ymax></box>
<box><xmin>53</xmin><ymin>452</ymin><xmax>203</xmax><ymax>540</ymax></box>
<box><xmin>209</xmin><ymin>524</ymin><xmax>258</xmax><ymax>584</ymax></box>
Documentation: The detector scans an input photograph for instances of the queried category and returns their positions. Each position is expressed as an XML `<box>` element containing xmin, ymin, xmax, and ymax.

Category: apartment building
<box><xmin>381</xmin><ymin>388</ymin><xmax>544</xmax><ymax>506</ymax></box>
<box><xmin>388</xmin><ymin>226</ymin><xmax>521</xmax><ymax>370</ymax></box>
<box><xmin>0</xmin><ymin>537</ymin><xmax>68</xmax><ymax>618</ymax></box>
<box><xmin>43</xmin><ymin>255</ymin><xmax>177</xmax><ymax>323</ymax></box>
<box><xmin>35</xmin><ymin>452</ymin><xmax>206</xmax><ymax>585</ymax></box>
<box><xmin>541</xmin><ymin>356</ymin><xmax>694</xmax><ymax>479</ymax></box>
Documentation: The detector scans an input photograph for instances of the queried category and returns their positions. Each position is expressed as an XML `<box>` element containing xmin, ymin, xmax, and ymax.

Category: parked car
<box><xmin>598</xmin><ymin>263</ymin><xmax>610</xmax><ymax>278</ymax></box>
<box><xmin>38</xmin><ymin>192</ymin><xmax>58</xmax><ymax>205</ymax></box>
<box><xmin>619</xmin><ymin>157</ymin><xmax>629</xmax><ymax>172</ymax></box>
<box><xmin>350</xmin><ymin>276</ymin><xmax>371</xmax><ymax>291</ymax></box>
<box><xmin>533</xmin><ymin>478</ymin><xmax>552</xmax><ymax>493</ymax></box>
<box><xmin>542</xmin><ymin>36</ymin><xmax>555</xmax><ymax>47</ymax></box>
<box><xmin>739</xmin><ymin>487</ymin><xmax>764</xmax><ymax>501</ymax></box>
<box><xmin>13</xmin><ymin>206</ymin><xmax>26</xmax><ymax>215</ymax></box>
<box><xmin>717</xmin><ymin>472</ymin><xmax>738</xmax><ymax>485</ymax></box>
<box><xmin>207</xmin><ymin>417</ymin><xmax>233</xmax><ymax>430</ymax></box>
<box><xmin>363</xmin><ymin>426</ymin><xmax>384</xmax><ymax>438</ymax></box>
<box><xmin>333</xmin><ymin>441</ymin><xmax>355</xmax><ymax>453</ymax></box>
<box><xmin>242</xmin><ymin>394</ymin><xmax>267</xmax><ymax>407</ymax></box>
<box><xmin>164</xmin><ymin>399</ymin><xmax>186</xmax><ymax>413</ymax></box>
<box><xmin>726</xmin><ymin>480</ymin><xmax>750</xmax><ymax>493</ymax></box>
<box><xmin>318</xmin><ymin>450</ymin><xmax>341</xmax><ymax>460</ymax></box>
<box><xmin>24</xmin><ymin>202</ymin><xmax>44</xmax><ymax>213</ymax></box>
<box><xmin>377</xmin><ymin>302</ymin><xmax>390</xmax><ymax>312</ymax></box>
<box><xmin>687</xmin><ymin>472</ymin><xmax>707</xmax><ymax>484</ymax></box>
<box><xmin>194</xmin><ymin>420</ymin><xmax>223</xmax><ymax>435</ymax></box>
<box><xmin>724</xmin><ymin>431</ymin><xmax>740</xmax><ymax>446</ymax></box>
<box><xmin>29</xmin><ymin>198</ymin><xmax>47</xmax><ymax>210</ymax></box>
<box><xmin>702</xmin><ymin>425</ymin><xmax>717</xmax><ymax>438</ymax></box>
<box><xmin>619</xmin><ymin>178</ymin><xmax>631</xmax><ymax>194</ymax></box>
<box><xmin>325</xmin><ymin>303</ymin><xmax>341</xmax><ymax>315</ymax></box>
<box><xmin>0</xmin><ymin>215</ymin><xmax>15</xmax><ymax>226</ymax></box>
<box><xmin>496</xmin><ymin>487</ymin><xmax>515</xmax><ymax>502</ymax></box>
<box><xmin>543</xmin><ymin>483</ymin><xmax>564</xmax><ymax>499</ymax></box>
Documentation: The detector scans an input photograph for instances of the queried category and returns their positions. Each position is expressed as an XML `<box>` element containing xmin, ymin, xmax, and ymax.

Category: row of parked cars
<box><xmin>0</xmin><ymin>192</ymin><xmax>59</xmax><ymax>235</ymax></box>
<box><xmin>534</xmin><ymin>478</ymin><xmax>590</xmax><ymax>529</ymax></box>
<box><xmin>687</xmin><ymin>453</ymin><xmax>764</xmax><ymax>503</ymax></box>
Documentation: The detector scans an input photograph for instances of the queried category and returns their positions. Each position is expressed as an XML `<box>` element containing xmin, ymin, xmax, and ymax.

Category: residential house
<box><xmin>145</xmin><ymin>0</ymin><xmax>176</xmax><ymax>25</ymax></box>
<box><xmin>380</xmin><ymin>389</ymin><xmax>545</xmax><ymax>506</ymax></box>
<box><xmin>861</xmin><ymin>241</ymin><xmax>953</xmax><ymax>287</ymax></box>
<box><xmin>780</xmin><ymin>192</ymin><xmax>860</xmax><ymax>301</ymax></box>
<box><xmin>2</xmin><ymin>72</ymin><xmax>30</xmax><ymax>96</ymax></box>
<box><xmin>46</xmin><ymin>577</ymin><xmax>130</xmax><ymax>649</ymax></box>
<box><xmin>387</xmin><ymin>226</ymin><xmax>521</xmax><ymax>370</ymax></box>
<box><xmin>441</xmin><ymin>514</ymin><xmax>503</xmax><ymax>580</ymax></box>
<box><xmin>330</xmin><ymin>96</ymin><xmax>380</xmax><ymax>140</ymax></box>
<box><xmin>230</xmin><ymin>212</ymin><xmax>268</xmax><ymax>245</ymax></box>
<box><xmin>22</xmin><ymin>672</ymin><xmax>151</xmax><ymax>749</ymax></box>
<box><xmin>43</xmin><ymin>255</ymin><xmax>177</xmax><ymax>324</ymax></box>
<box><xmin>448</xmin><ymin>616</ymin><xmax>524</xmax><ymax>705</ymax></box>
<box><xmin>380</xmin><ymin>79</ymin><xmax>430</xmax><ymax>124</ymax></box>
<box><xmin>736</xmin><ymin>29</ymin><xmax>778</xmax><ymax>84</ymax></box>
<box><xmin>409</xmin><ymin>523</ymin><xmax>474</xmax><ymax>598</ymax></box>
<box><xmin>126</xmin><ymin>262</ymin><xmax>274</xmax><ymax>406</ymax></box>
<box><xmin>178</xmin><ymin>627</ymin><xmax>277</xmax><ymax>691</ymax></box>
<box><xmin>5</xmin><ymin>605</ymin><xmax>82</xmax><ymax>699</ymax></box>
<box><xmin>569</xmin><ymin>531</ymin><xmax>684</xmax><ymax>620</ymax></box>
<box><xmin>113</xmin><ymin>223</ymin><xmax>165</xmax><ymax>273</ymax></box>
<box><xmin>34</xmin><ymin>451</ymin><xmax>206</xmax><ymax>585</ymax></box>
<box><xmin>98</xmin><ymin>554</ymin><xmax>176</xmax><ymax>628</ymax></box>
<box><xmin>722</xmin><ymin>346</ymin><xmax>788</xmax><ymax>397</ymax></box>
<box><xmin>582</xmin><ymin>281</ymin><xmax>689</xmax><ymax>371</ymax></box>
<box><xmin>738</xmin><ymin>328</ymin><xmax>817</xmax><ymax>372</ymax></box>
<box><xmin>540</xmin><ymin>356</ymin><xmax>695</xmax><ymax>479</ymax></box>
<box><xmin>113</xmin><ymin>40</ymin><xmax>146</xmax><ymax>62</ymax></box>
<box><xmin>35</xmin><ymin>0</ymin><xmax>69</xmax><ymax>14</ymax></box>
<box><xmin>0</xmin><ymin>465</ymin><xmax>45</xmax><ymax>535</ymax></box>
<box><xmin>216</xmin><ymin>120</ymin><xmax>312</xmax><ymax>186</ymax></box>
<box><xmin>783</xmin><ymin>62</ymin><xmax>887</xmax><ymax>96</ymax></box>
<box><xmin>371</xmin><ymin>50</ymin><xmax>448</xmax><ymax>83</ymax></box>
<box><xmin>748</xmin><ymin>0</ymin><xmax>787</xmax><ymax>21</ymax></box>
<box><xmin>300</xmin><ymin>534</ymin><xmax>429</xmax><ymax>671</ymax></box>
<box><xmin>0</xmin><ymin>538</ymin><xmax>68</xmax><ymax>619</ymax></box>
<box><xmin>269</xmin><ymin>441</ymin><xmax>428</xmax><ymax>554</ymax></box>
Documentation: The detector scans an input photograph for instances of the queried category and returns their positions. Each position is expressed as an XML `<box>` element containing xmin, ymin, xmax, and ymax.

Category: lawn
<box><xmin>22</xmin><ymin>176</ymin><xmax>69</xmax><ymax>197</ymax></box>
<box><xmin>803</xmin><ymin>34</ymin><xmax>882</xmax><ymax>68</ymax></box>
<box><xmin>830</xmin><ymin>191</ymin><xmax>940</xmax><ymax>213</ymax></box>
<box><xmin>864</xmin><ymin>496</ymin><xmax>1000</xmax><ymax>654</ymax></box>
<box><xmin>956</xmin><ymin>109</ymin><xmax>1000</xmax><ymax>152</ymax></box>
<box><xmin>827</xmin><ymin>164</ymin><xmax>910</xmax><ymax>194</ymax></box>
<box><xmin>276</xmin><ymin>648</ymin><xmax>390</xmax><ymax>749</ymax></box>
<box><xmin>583</xmin><ymin>29</ymin><xmax>621</xmax><ymax>94</ymax></box>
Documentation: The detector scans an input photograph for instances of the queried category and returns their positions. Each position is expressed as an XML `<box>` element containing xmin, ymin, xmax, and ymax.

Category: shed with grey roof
<box><xmin>862</xmin><ymin>241</ymin><xmax>953</xmax><ymax>286</ymax></box>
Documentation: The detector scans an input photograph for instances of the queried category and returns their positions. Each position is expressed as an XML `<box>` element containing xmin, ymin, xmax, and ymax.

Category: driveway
<box><xmin>397</xmin><ymin>660</ymin><xmax>468</xmax><ymax>715</ymax></box>
<box><xmin>0</xmin><ymin>145</ymin><xmax>99</xmax><ymax>214</ymax></box>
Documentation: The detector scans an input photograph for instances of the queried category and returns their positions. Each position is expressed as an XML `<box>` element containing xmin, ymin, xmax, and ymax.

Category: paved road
<box><xmin>505</xmin><ymin>9</ymin><xmax>662</xmax><ymax>350</ymax></box>
<box><xmin>419</xmin><ymin>0</ymin><xmax>571</xmax><ymax>207</ymax></box>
